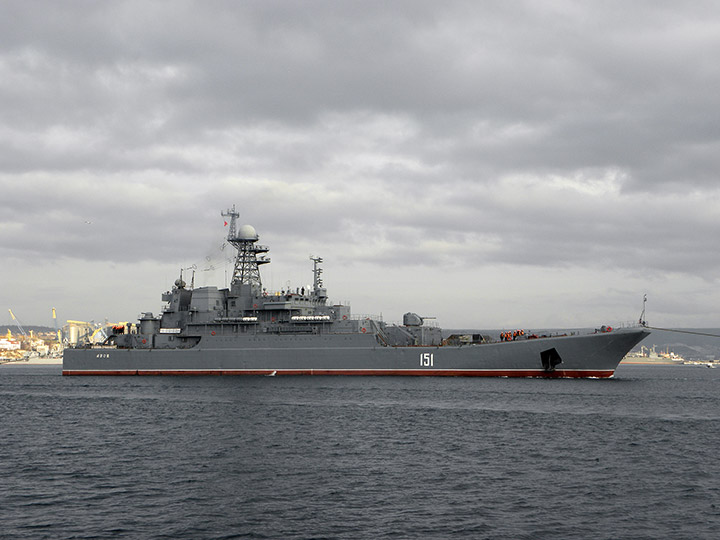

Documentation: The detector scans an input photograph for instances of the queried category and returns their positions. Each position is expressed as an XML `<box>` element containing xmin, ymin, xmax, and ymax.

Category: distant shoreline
<box><xmin>0</xmin><ymin>357</ymin><xmax>63</xmax><ymax>366</ymax></box>
<box><xmin>620</xmin><ymin>361</ymin><xmax>679</xmax><ymax>365</ymax></box>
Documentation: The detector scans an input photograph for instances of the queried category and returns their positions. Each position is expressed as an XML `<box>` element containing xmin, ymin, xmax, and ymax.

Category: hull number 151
<box><xmin>420</xmin><ymin>352</ymin><xmax>434</xmax><ymax>367</ymax></box>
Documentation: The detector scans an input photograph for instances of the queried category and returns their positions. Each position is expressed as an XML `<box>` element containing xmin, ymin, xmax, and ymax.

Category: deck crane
<box><xmin>8</xmin><ymin>309</ymin><xmax>27</xmax><ymax>338</ymax></box>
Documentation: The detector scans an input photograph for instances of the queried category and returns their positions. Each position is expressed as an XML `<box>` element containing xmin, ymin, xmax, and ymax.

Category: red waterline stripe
<box><xmin>63</xmin><ymin>369</ymin><xmax>615</xmax><ymax>378</ymax></box>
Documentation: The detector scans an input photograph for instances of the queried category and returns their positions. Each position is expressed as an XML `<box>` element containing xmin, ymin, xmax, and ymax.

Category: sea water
<box><xmin>1</xmin><ymin>364</ymin><xmax>718</xmax><ymax>539</ymax></box>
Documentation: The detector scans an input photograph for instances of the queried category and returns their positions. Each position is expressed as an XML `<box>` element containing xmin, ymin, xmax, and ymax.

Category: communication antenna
<box><xmin>310</xmin><ymin>255</ymin><xmax>324</xmax><ymax>290</ymax></box>
<box><xmin>221</xmin><ymin>205</ymin><xmax>239</xmax><ymax>241</ymax></box>
<box><xmin>309</xmin><ymin>255</ymin><xmax>328</xmax><ymax>304</ymax></box>
<box><xmin>638</xmin><ymin>294</ymin><xmax>647</xmax><ymax>327</ymax></box>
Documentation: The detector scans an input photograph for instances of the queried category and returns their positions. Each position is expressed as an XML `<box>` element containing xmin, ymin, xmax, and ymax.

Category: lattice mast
<box><xmin>221</xmin><ymin>205</ymin><xmax>270</xmax><ymax>293</ymax></box>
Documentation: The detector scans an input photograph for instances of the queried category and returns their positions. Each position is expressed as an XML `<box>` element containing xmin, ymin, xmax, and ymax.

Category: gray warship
<box><xmin>63</xmin><ymin>206</ymin><xmax>650</xmax><ymax>377</ymax></box>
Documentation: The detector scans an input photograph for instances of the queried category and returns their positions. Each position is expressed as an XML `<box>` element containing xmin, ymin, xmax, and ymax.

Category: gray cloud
<box><xmin>2</xmin><ymin>0</ymin><xmax>719</xmax><ymax>327</ymax></box>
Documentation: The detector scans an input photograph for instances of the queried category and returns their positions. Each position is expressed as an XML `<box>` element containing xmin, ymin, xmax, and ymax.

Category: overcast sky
<box><xmin>2</xmin><ymin>0</ymin><xmax>719</xmax><ymax>330</ymax></box>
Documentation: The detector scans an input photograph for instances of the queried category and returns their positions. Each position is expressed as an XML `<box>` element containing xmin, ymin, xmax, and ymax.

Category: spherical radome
<box><xmin>237</xmin><ymin>224</ymin><xmax>258</xmax><ymax>240</ymax></box>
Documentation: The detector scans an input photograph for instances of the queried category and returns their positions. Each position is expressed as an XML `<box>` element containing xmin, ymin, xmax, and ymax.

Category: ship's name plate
<box><xmin>159</xmin><ymin>328</ymin><xmax>182</xmax><ymax>334</ymax></box>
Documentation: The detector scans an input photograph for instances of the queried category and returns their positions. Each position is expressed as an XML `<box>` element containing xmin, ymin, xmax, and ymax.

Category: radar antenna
<box><xmin>221</xmin><ymin>205</ymin><xmax>270</xmax><ymax>293</ymax></box>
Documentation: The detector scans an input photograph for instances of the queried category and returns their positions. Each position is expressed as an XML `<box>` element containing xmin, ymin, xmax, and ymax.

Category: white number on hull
<box><xmin>95</xmin><ymin>353</ymin><xmax>110</xmax><ymax>359</ymax></box>
<box><xmin>420</xmin><ymin>352</ymin><xmax>434</xmax><ymax>367</ymax></box>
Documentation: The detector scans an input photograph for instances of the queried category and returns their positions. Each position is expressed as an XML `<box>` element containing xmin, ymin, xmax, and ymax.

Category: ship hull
<box><xmin>63</xmin><ymin>328</ymin><xmax>649</xmax><ymax>378</ymax></box>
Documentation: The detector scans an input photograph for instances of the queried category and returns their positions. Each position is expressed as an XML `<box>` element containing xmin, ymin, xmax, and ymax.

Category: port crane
<box><xmin>52</xmin><ymin>308</ymin><xmax>62</xmax><ymax>343</ymax></box>
<box><xmin>8</xmin><ymin>309</ymin><xmax>27</xmax><ymax>338</ymax></box>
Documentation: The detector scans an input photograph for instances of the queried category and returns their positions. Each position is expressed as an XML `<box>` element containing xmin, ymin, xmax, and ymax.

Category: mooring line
<box><xmin>643</xmin><ymin>326</ymin><xmax>720</xmax><ymax>339</ymax></box>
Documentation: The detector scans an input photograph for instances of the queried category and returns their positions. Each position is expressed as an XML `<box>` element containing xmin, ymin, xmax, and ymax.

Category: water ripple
<box><xmin>1</xmin><ymin>365</ymin><xmax>719</xmax><ymax>538</ymax></box>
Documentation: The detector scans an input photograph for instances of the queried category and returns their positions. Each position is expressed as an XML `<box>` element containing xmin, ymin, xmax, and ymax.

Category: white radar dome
<box><xmin>237</xmin><ymin>224</ymin><xmax>258</xmax><ymax>240</ymax></box>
